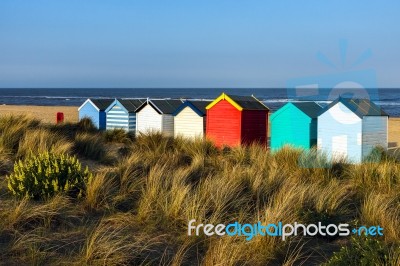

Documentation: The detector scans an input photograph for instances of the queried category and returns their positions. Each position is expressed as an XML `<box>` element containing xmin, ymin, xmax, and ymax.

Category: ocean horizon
<box><xmin>1</xmin><ymin>88</ymin><xmax>400</xmax><ymax>116</ymax></box>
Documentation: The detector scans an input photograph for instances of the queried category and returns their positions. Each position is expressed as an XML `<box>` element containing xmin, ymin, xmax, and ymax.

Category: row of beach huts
<box><xmin>78</xmin><ymin>93</ymin><xmax>388</xmax><ymax>163</ymax></box>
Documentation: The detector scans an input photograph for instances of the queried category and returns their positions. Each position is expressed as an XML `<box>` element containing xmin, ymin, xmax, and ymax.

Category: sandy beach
<box><xmin>388</xmin><ymin>117</ymin><xmax>400</xmax><ymax>148</ymax></box>
<box><xmin>0</xmin><ymin>104</ymin><xmax>400</xmax><ymax>148</ymax></box>
<box><xmin>0</xmin><ymin>105</ymin><xmax>78</xmax><ymax>123</ymax></box>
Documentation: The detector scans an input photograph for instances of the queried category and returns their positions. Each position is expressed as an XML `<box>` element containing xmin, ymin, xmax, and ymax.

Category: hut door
<box><xmin>332</xmin><ymin>135</ymin><xmax>348</xmax><ymax>160</ymax></box>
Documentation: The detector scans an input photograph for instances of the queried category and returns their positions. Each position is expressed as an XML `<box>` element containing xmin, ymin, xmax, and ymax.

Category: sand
<box><xmin>0</xmin><ymin>104</ymin><xmax>399</xmax><ymax>148</ymax></box>
<box><xmin>0</xmin><ymin>105</ymin><xmax>78</xmax><ymax>123</ymax></box>
<box><xmin>388</xmin><ymin>117</ymin><xmax>400</xmax><ymax>148</ymax></box>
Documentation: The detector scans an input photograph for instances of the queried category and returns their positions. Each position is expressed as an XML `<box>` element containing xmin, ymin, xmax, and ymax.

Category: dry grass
<box><xmin>17</xmin><ymin>128</ymin><xmax>72</xmax><ymax>158</ymax></box>
<box><xmin>0</xmin><ymin>115</ymin><xmax>399</xmax><ymax>265</ymax></box>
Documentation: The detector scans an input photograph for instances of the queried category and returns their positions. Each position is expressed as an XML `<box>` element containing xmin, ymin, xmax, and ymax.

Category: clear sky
<box><xmin>0</xmin><ymin>1</ymin><xmax>399</xmax><ymax>88</ymax></box>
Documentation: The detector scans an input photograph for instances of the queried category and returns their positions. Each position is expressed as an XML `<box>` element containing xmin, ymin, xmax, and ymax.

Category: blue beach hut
<box><xmin>78</xmin><ymin>98</ymin><xmax>113</xmax><ymax>130</ymax></box>
<box><xmin>105</xmin><ymin>98</ymin><xmax>146</xmax><ymax>132</ymax></box>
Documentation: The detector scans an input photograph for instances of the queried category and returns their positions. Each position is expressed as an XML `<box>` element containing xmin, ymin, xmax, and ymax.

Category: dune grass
<box><xmin>0</xmin><ymin>115</ymin><xmax>399</xmax><ymax>265</ymax></box>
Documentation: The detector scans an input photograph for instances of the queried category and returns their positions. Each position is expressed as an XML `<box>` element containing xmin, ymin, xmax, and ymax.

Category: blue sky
<box><xmin>0</xmin><ymin>1</ymin><xmax>399</xmax><ymax>88</ymax></box>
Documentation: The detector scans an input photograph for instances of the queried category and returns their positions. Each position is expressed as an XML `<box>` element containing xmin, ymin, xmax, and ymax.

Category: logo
<box><xmin>188</xmin><ymin>219</ymin><xmax>384</xmax><ymax>241</ymax></box>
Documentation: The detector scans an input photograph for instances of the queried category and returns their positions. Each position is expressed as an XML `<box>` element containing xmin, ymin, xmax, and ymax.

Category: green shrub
<box><xmin>7</xmin><ymin>151</ymin><xmax>92</xmax><ymax>200</ymax></box>
<box><xmin>324</xmin><ymin>236</ymin><xmax>394</xmax><ymax>266</ymax></box>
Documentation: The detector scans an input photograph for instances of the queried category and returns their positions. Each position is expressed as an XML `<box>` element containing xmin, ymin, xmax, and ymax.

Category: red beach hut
<box><xmin>206</xmin><ymin>93</ymin><xmax>269</xmax><ymax>147</ymax></box>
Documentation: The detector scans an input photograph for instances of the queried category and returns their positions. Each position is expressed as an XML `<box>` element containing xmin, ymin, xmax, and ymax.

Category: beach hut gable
<box><xmin>141</xmin><ymin>101</ymin><xmax>163</xmax><ymax>114</ymax></box>
<box><xmin>206</xmin><ymin>93</ymin><xmax>243</xmax><ymax>111</ymax></box>
<box><xmin>172</xmin><ymin>101</ymin><xmax>209</xmax><ymax>116</ymax></box>
<box><xmin>78</xmin><ymin>99</ymin><xmax>100</xmax><ymax>112</ymax></box>
<box><xmin>105</xmin><ymin>99</ymin><xmax>128</xmax><ymax>113</ymax></box>
<box><xmin>149</xmin><ymin>102</ymin><xmax>163</xmax><ymax>114</ymax></box>
<box><xmin>206</xmin><ymin>93</ymin><xmax>268</xmax><ymax>111</ymax></box>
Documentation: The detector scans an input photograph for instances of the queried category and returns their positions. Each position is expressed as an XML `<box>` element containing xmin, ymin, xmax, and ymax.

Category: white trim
<box><xmin>107</xmin><ymin>122</ymin><xmax>129</xmax><ymax>126</ymax></box>
<box><xmin>107</xmin><ymin>114</ymin><xmax>129</xmax><ymax>118</ymax></box>
<box><xmin>78</xmin><ymin>99</ymin><xmax>100</xmax><ymax>112</ymax></box>
<box><xmin>107</xmin><ymin>118</ymin><xmax>129</xmax><ymax>122</ymax></box>
<box><xmin>148</xmin><ymin>100</ymin><xmax>164</xmax><ymax>114</ymax></box>
<box><xmin>108</xmin><ymin>110</ymin><xmax>126</xmax><ymax>114</ymax></box>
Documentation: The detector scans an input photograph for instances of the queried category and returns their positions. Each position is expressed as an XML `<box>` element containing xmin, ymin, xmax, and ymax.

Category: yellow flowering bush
<box><xmin>7</xmin><ymin>151</ymin><xmax>92</xmax><ymax>200</ymax></box>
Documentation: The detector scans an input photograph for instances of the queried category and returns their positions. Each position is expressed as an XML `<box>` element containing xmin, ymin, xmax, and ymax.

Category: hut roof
<box><xmin>206</xmin><ymin>93</ymin><xmax>269</xmax><ymax>111</ymax></box>
<box><xmin>89</xmin><ymin>99</ymin><xmax>114</xmax><ymax>111</ymax></box>
<box><xmin>173</xmin><ymin>100</ymin><xmax>211</xmax><ymax>116</ymax></box>
<box><xmin>78</xmin><ymin>98</ymin><xmax>114</xmax><ymax>111</ymax></box>
<box><xmin>118</xmin><ymin>99</ymin><xmax>146</xmax><ymax>112</ymax></box>
<box><xmin>136</xmin><ymin>99</ymin><xmax>183</xmax><ymax>114</ymax></box>
<box><xmin>323</xmin><ymin>97</ymin><xmax>388</xmax><ymax>118</ymax></box>
<box><xmin>291</xmin><ymin>102</ymin><xmax>323</xmax><ymax>118</ymax></box>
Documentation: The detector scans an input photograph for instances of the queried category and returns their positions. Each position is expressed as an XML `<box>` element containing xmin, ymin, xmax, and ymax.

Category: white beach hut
<box><xmin>317</xmin><ymin>97</ymin><xmax>388</xmax><ymax>163</ymax></box>
<box><xmin>173</xmin><ymin>100</ymin><xmax>210</xmax><ymax>139</ymax></box>
<box><xmin>136</xmin><ymin>99</ymin><xmax>183</xmax><ymax>136</ymax></box>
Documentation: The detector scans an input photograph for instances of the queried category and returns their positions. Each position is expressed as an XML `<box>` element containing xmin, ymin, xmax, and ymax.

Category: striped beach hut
<box><xmin>136</xmin><ymin>99</ymin><xmax>183</xmax><ymax>136</ymax></box>
<box><xmin>173</xmin><ymin>100</ymin><xmax>210</xmax><ymax>139</ymax></box>
<box><xmin>105</xmin><ymin>99</ymin><xmax>146</xmax><ymax>132</ymax></box>
<box><xmin>270</xmin><ymin>102</ymin><xmax>322</xmax><ymax>151</ymax></box>
<box><xmin>78</xmin><ymin>98</ymin><xmax>113</xmax><ymax>130</ymax></box>
<box><xmin>206</xmin><ymin>93</ymin><xmax>269</xmax><ymax>147</ymax></box>
<box><xmin>318</xmin><ymin>97</ymin><xmax>388</xmax><ymax>163</ymax></box>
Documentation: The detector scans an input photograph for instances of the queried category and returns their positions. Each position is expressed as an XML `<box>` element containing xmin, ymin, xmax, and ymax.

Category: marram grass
<box><xmin>0</xmin><ymin>115</ymin><xmax>399</xmax><ymax>265</ymax></box>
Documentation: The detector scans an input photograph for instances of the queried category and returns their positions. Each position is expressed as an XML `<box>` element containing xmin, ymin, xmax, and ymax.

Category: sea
<box><xmin>0</xmin><ymin>88</ymin><xmax>400</xmax><ymax>116</ymax></box>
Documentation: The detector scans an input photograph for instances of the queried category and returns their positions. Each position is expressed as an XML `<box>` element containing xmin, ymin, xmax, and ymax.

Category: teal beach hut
<box><xmin>105</xmin><ymin>98</ymin><xmax>146</xmax><ymax>132</ymax></box>
<box><xmin>78</xmin><ymin>98</ymin><xmax>113</xmax><ymax>130</ymax></box>
<box><xmin>270</xmin><ymin>102</ymin><xmax>322</xmax><ymax>151</ymax></box>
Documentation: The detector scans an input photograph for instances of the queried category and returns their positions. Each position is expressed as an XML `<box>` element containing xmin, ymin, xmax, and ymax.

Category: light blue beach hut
<box><xmin>105</xmin><ymin>99</ymin><xmax>146</xmax><ymax>132</ymax></box>
<box><xmin>270</xmin><ymin>102</ymin><xmax>322</xmax><ymax>151</ymax></box>
<box><xmin>78</xmin><ymin>98</ymin><xmax>113</xmax><ymax>130</ymax></box>
<box><xmin>318</xmin><ymin>97</ymin><xmax>388</xmax><ymax>163</ymax></box>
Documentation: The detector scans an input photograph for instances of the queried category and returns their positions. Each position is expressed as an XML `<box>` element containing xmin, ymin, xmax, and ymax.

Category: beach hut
<box><xmin>318</xmin><ymin>97</ymin><xmax>388</xmax><ymax>163</ymax></box>
<box><xmin>105</xmin><ymin>98</ymin><xmax>146</xmax><ymax>132</ymax></box>
<box><xmin>270</xmin><ymin>102</ymin><xmax>322</xmax><ymax>151</ymax></box>
<box><xmin>78</xmin><ymin>98</ymin><xmax>113</xmax><ymax>130</ymax></box>
<box><xmin>206</xmin><ymin>93</ymin><xmax>269</xmax><ymax>147</ymax></box>
<box><xmin>136</xmin><ymin>99</ymin><xmax>183</xmax><ymax>136</ymax></box>
<box><xmin>173</xmin><ymin>100</ymin><xmax>210</xmax><ymax>139</ymax></box>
